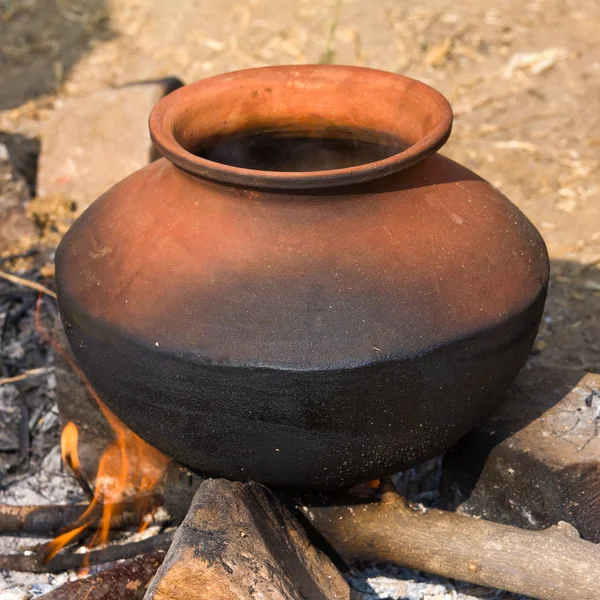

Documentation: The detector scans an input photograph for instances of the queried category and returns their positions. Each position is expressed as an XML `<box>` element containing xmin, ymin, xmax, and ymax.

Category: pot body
<box><xmin>55</xmin><ymin>66</ymin><xmax>549</xmax><ymax>489</ymax></box>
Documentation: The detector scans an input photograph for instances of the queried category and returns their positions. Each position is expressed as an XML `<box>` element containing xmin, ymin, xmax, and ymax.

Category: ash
<box><xmin>0</xmin><ymin>272</ymin><xmax>87</xmax><ymax>596</ymax></box>
<box><xmin>348</xmin><ymin>566</ymin><xmax>529</xmax><ymax>600</ymax></box>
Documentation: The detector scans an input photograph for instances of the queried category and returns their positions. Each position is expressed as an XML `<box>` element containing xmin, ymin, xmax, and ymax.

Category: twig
<box><xmin>0</xmin><ymin>529</ymin><xmax>175</xmax><ymax>573</ymax></box>
<box><xmin>63</xmin><ymin>452</ymin><xmax>95</xmax><ymax>502</ymax></box>
<box><xmin>70</xmin><ymin>468</ymin><xmax>94</xmax><ymax>502</ymax></box>
<box><xmin>0</xmin><ymin>492</ymin><xmax>164</xmax><ymax>534</ymax></box>
<box><xmin>302</xmin><ymin>481</ymin><xmax>600</xmax><ymax>600</ymax></box>
<box><xmin>38</xmin><ymin>549</ymin><xmax>167</xmax><ymax>599</ymax></box>
<box><xmin>0</xmin><ymin>270</ymin><xmax>57</xmax><ymax>299</ymax></box>
<box><xmin>0</xmin><ymin>366</ymin><xmax>54</xmax><ymax>386</ymax></box>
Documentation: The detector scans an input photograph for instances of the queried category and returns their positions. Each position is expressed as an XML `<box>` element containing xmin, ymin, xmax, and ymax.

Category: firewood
<box><xmin>0</xmin><ymin>529</ymin><xmax>175</xmax><ymax>573</ymax></box>
<box><xmin>0</xmin><ymin>492</ymin><xmax>164</xmax><ymax>534</ymax></box>
<box><xmin>145</xmin><ymin>479</ymin><xmax>351</xmax><ymax>600</ymax></box>
<box><xmin>39</xmin><ymin>549</ymin><xmax>166</xmax><ymax>599</ymax></box>
<box><xmin>302</xmin><ymin>482</ymin><xmax>600</xmax><ymax>600</ymax></box>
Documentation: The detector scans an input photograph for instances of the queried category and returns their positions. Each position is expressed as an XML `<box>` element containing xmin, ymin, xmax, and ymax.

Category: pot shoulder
<box><xmin>56</xmin><ymin>155</ymin><xmax>549</xmax><ymax>369</ymax></box>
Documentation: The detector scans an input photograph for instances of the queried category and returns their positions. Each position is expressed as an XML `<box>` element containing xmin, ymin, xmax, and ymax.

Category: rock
<box><xmin>0</xmin><ymin>141</ymin><xmax>38</xmax><ymax>254</ymax></box>
<box><xmin>145</xmin><ymin>479</ymin><xmax>351</xmax><ymax>600</ymax></box>
<box><xmin>443</xmin><ymin>366</ymin><xmax>600</xmax><ymax>541</ymax></box>
<box><xmin>37</xmin><ymin>78</ymin><xmax>183</xmax><ymax>211</ymax></box>
<box><xmin>0</xmin><ymin>132</ymin><xmax>39</xmax><ymax>195</ymax></box>
<box><xmin>0</xmin><ymin>142</ymin><xmax>31</xmax><ymax>210</ymax></box>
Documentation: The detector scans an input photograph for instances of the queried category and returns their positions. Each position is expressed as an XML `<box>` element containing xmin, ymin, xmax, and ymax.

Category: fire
<box><xmin>45</xmin><ymin>399</ymin><xmax>169</xmax><ymax>561</ymax></box>
<box><xmin>61</xmin><ymin>422</ymin><xmax>81</xmax><ymax>474</ymax></box>
<box><xmin>35</xmin><ymin>296</ymin><xmax>170</xmax><ymax>561</ymax></box>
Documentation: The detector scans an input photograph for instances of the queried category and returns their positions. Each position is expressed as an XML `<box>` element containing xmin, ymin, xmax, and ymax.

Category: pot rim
<box><xmin>149</xmin><ymin>65</ymin><xmax>453</xmax><ymax>190</ymax></box>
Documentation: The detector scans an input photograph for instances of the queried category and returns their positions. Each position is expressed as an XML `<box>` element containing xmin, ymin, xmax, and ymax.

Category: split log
<box><xmin>302</xmin><ymin>483</ymin><xmax>600</xmax><ymax>600</ymax></box>
<box><xmin>145</xmin><ymin>479</ymin><xmax>351</xmax><ymax>600</ymax></box>
<box><xmin>39</xmin><ymin>549</ymin><xmax>166</xmax><ymax>599</ymax></box>
<box><xmin>443</xmin><ymin>367</ymin><xmax>600</xmax><ymax>541</ymax></box>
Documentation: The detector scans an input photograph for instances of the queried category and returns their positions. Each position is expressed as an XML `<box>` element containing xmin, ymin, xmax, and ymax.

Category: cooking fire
<box><xmin>0</xmin><ymin>63</ymin><xmax>598</xmax><ymax>600</ymax></box>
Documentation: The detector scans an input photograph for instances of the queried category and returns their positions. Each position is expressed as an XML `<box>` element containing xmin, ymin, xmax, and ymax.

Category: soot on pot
<box><xmin>193</xmin><ymin>127</ymin><xmax>407</xmax><ymax>172</ymax></box>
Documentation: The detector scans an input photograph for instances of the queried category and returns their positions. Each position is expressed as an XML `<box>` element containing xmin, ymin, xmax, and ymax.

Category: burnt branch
<box><xmin>0</xmin><ymin>492</ymin><xmax>164</xmax><ymax>534</ymax></box>
<box><xmin>38</xmin><ymin>549</ymin><xmax>166</xmax><ymax>599</ymax></box>
<box><xmin>302</xmin><ymin>481</ymin><xmax>600</xmax><ymax>600</ymax></box>
<box><xmin>0</xmin><ymin>529</ymin><xmax>175</xmax><ymax>573</ymax></box>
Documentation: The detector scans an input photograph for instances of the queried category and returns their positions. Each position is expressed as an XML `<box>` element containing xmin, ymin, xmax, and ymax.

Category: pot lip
<box><xmin>149</xmin><ymin>65</ymin><xmax>453</xmax><ymax>190</ymax></box>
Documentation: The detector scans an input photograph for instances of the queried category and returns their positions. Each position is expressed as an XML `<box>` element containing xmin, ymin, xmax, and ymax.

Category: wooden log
<box><xmin>442</xmin><ymin>367</ymin><xmax>600</xmax><ymax>541</ymax></box>
<box><xmin>302</xmin><ymin>483</ymin><xmax>600</xmax><ymax>600</ymax></box>
<box><xmin>0</xmin><ymin>529</ymin><xmax>175</xmax><ymax>573</ymax></box>
<box><xmin>39</xmin><ymin>549</ymin><xmax>166</xmax><ymax>599</ymax></box>
<box><xmin>145</xmin><ymin>479</ymin><xmax>351</xmax><ymax>600</ymax></box>
<box><xmin>0</xmin><ymin>492</ymin><xmax>163</xmax><ymax>534</ymax></box>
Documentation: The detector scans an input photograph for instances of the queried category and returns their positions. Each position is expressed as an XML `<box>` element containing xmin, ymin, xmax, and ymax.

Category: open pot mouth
<box><xmin>149</xmin><ymin>65</ymin><xmax>453</xmax><ymax>190</ymax></box>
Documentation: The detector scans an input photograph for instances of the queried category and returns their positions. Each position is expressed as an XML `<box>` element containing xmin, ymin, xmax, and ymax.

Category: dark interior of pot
<box><xmin>193</xmin><ymin>127</ymin><xmax>408</xmax><ymax>172</ymax></box>
<box><xmin>149</xmin><ymin>66</ymin><xmax>453</xmax><ymax>186</ymax></box>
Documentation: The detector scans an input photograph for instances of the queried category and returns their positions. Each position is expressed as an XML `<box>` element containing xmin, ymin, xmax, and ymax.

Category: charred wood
<box><xmin>0</xmin><ymin>492</ymin><xmax>164</xmax><ymax>534</ymax></box>
<box><xmin>0</xmin><ymin>529</ymin><xmax>175</xmax><ymax>573</ymax></box>
<box><xmin>39</xmin><ymin>549</ymin><xmax>167</xmax><ymax>599</ymax></box>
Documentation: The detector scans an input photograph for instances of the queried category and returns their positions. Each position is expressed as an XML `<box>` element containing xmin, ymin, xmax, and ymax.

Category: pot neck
<box><xmin>149</xmin><ymin>65</ymin><xmax>453</xmax><ymax>190</ymax></box>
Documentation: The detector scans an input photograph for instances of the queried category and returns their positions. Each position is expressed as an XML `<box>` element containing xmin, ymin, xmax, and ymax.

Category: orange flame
<box><xmin>36</xmin><ymin>295</ymin><xmax>170</xmax><ymax>559</ymax></box>
<box><xmin>45</xmin><ymin>523</ymin><xmax>89</xmax><ymax>562</ymax></box>
<box><xmin>61</xmin><ymin>422</ymin><xmax>81</xmax><ymax>474</ymax></box>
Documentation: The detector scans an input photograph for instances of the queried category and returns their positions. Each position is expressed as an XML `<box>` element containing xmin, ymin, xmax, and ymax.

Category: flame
<box><xmin>45</xmin><ymin>523</ymin><xmax>89</xmax><ymax>562</ymax></box>
<box><xmin>61</xmin><ymin>422</ymin><xmax>82</xmax><ymax>475</ymax></box>
<box><xmin>35</xmin><ymin>295</ymin><xmax>170</xmax><ymax>559</ymax></box>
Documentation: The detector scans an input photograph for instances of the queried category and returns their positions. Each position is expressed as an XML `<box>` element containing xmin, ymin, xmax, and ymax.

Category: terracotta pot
<box><xmin>55</xmin><ymin>66</ymin><xmax>549</xmax><ymax>489</ymax></box>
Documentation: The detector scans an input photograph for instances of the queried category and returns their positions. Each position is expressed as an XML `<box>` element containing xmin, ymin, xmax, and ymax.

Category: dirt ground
<box><xmin>0</xmin><ymin>1</ymin><xmax>598</xmax><ymax>597</ymax></box>
<box><xmin>1</xmin><ymin>0</ymin><xmax>599</xmax><ymax>372</ymax></box>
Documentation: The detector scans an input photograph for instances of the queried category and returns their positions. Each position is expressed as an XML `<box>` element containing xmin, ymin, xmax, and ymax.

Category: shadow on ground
<box><xmin>0</xmin><ymin>0</ymin><xmax>114</xmax><ymax>110</ymax></box>
<box><xmin>536</xmin><ymin>259</ymin><xmax>600</xmax><ymax>373</ymax></box>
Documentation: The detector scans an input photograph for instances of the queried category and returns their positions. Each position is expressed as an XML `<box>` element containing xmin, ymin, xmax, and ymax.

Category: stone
<box><xmin>0</xmin><ymin>142</ymin><xmax>30</xmax><ymax>210</ymax></box>
<box><xmin>0</xmin><ymin>132</ymin><xmax>39</xmax><ymax>194</ymax></box>
<box><xmin>443</xmin><ymin>366</ymin><xmax>600</xmax><ymax>542</ymax></box>
<box><xmin>0</xmin><ymin>141</ymin><xmax>37</xmax><ymax>254</ymax></box>
<box><xmin>145</xmin><ymin>479</ymin><xmax>351</xmax><ymax>600</ymax></box>
<box><xmin>37</xmin><ymin>78</ymin><xmax>183</xmax><ymax>211</ymax></box>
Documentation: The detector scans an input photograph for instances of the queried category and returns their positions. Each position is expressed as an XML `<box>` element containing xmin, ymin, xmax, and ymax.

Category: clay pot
<box><xmin>55</xmin><ymin>66</ymin><xmax>549</xmax><ymax>489</ymax></box>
